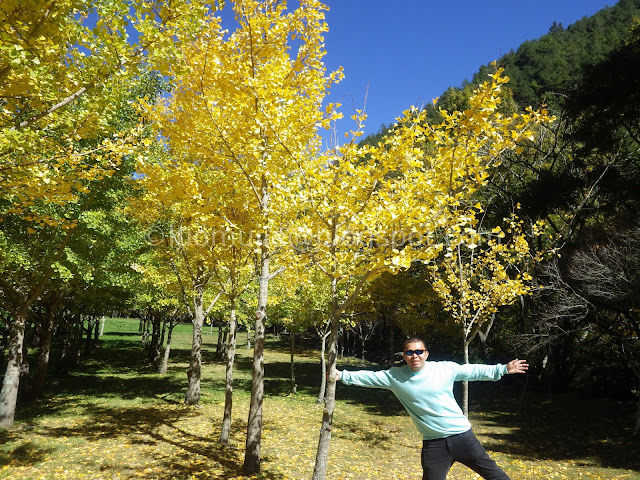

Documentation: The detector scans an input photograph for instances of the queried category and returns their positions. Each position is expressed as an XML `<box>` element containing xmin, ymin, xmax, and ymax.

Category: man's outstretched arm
<box><xmin>336</xmin><ymin>369</ymin><xmax>394</xmax><ymax>388</ymax></box>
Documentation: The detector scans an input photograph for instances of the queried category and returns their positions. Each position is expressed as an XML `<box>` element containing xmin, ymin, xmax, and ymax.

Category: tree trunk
<box><xmin>243</xmin><ymin>240</ymin><xmax>269</xmax><ymax>474</ymax></box>
<box><xmin>32</xmin><ymin>306</ymin><xmax>56</xmax><ymax>399</ymax></box>
<box><xmin>627</xmin><ymin>340</ymin><xmax>640</xmax><ymax>438</ymax></box>
<box><xmin>92</xmin><ymin>316</ymin><xmax>100</xmax><ymax>346</ymax></box>
<box><xmin>342</xmin><ymin>329</ymin><xmax>348</xmax><ymax>357</ymax></box>
<box><xmin>59</xmin><ymin>312</ymin><xmax>79</xmax><ymax>372</ymax></box>
<box><xmin>462</xmin><ymin>340</ymin><xmax>470</xmax><ymax>417</ymax></box>
<box><xmin>477</xmin><ymin>313</ymin><xmax>495</xmax><ymax>358</ymax></box>
<box><xmin>388</xmin><ymin>319</ymin><xmax>395</xmax><ymax>367</ymax></box>
<box><xmin>220</xmin><ymin>301</ymin><xmax>238</xmax><ymax>445</ymax></box>
<box><xmin>289</xmin><ymin>332</ymin><xmax>296</xmax><ymax>395</ymax></box>
<box><xmin>349</xmin><ymin>329</ymin><xmax>355</xmax><ymax>356</ymax></box>
<box><xmin>0</xmin><ymin>308</ymin><xmax>27</xmax><ymax>428</ymax></box>
<box><xmin>72</xmin><ymin>315</ymin><xmax>83</xmax><ymax>365</ymax></box>
<box><xmin>185</xmin><ymin>289</ymin><xmax>205</xmax><ymax>406</ymax></box>
<box><xmin>21</xmin><ymin>327</ymin><xmax>30</xmax><ymax>379</ymax></box>
<box><xmin>83</xmin><ymin>316</ymin><xmax>90</xmax><ymax>355</ymax></box>
<box><xmin>83</xmin><ymin>316</ymin><xmax>96</xmax><ymax>356</ymax></box>
<box><xmin>58</xmin><ymin>323</ymin><xmax>71</xmax><ymax>374</ymax></box>
<box><xmin>216</xmin><ymin>319</ymin><xmax>224</xmax><ymax>358</ymax></box>
<box><xmin>150</xmin><ymin>315</ymin><xmax>162</xmax><ymax>368</ymax></box>
<box><xmin>0</xmin><ymin>318</ymin><xmax>9</xmax><ymax>364</ymax></box>
<box><xmin>634</xmin><ymin>399</ymin><xmax>640</xmax><ymax>437</ymax></box>
<box><xmin>159</xmin><ymin>321</ymin><xmax>175</xmax><ymax>375</ymax></box>
<box><xmin>316</xmin><ymin>330</ymin><xmax>329</xmax><ymax>405</ymax></box>
<box><xmin>311</xmin><ymin>277</ymin><xmax>340</xmax><ymax>480</ymax></box>
<box><xmin>141</xmin><ymin>316</ymin><xmax>151</xmax><ymax>349</ymax></box>
<box><xmin>221</xmin><ymin>327</ymin><xmax>229</xmax><ymax>360</ymax></box>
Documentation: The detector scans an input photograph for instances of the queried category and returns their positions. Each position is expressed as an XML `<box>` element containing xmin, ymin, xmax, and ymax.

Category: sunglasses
<box><xmin>404</xmin><ymin>349</ymin><xmax>426</xmax><ymax>357</ymax></box>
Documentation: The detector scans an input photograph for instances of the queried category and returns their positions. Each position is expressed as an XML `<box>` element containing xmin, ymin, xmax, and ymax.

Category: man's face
<box><xmin>403</xmin><ymin>341</ymin><xmax>428</xmax><ymax>372</ymax></box>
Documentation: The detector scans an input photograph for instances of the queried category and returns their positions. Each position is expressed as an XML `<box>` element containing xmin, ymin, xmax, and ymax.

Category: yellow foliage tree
<box><xmin>129</xmin><ymin>146</ymin><xmax>256</xmax><ymax>423</ymax></box>
<box><xmin>138</xmin><ymin>0</ymin><xmax>341</xmax><ymax>472</ymax></box>
<box><xmin>429</xmin><ymin>209</ymin><xmax>550</xmax><ymax>414</ymax></box>
<box><xmin>0</xmin><ymin>0</ymin><xmax>212</xmax><ymax>429</ymax></box>
<box><xmin>129</xmin><ymin>252</ymin><xmax>189</xmax><ymax>374</ymax></box>
<box><xmin>296</xmin><ymin>68</ymin><xmax>553</xmax><ymax>480</ymax></box>
<box><xmin>1</xmin><ymin>0</ymin><xmax>211</xmax><ymax>222</ymax></box>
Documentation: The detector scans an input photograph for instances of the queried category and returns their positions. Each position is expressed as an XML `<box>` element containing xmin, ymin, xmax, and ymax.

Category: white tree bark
<box><xmin>220</xmin><ymin>301</ymin><xmax>238</xmax><ymax>445</ymax></box>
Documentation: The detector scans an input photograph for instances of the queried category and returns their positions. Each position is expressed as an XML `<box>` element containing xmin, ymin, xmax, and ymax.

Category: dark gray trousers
<box><xmin>421</xmin><ymin>429</ymin><xmax>511</xmax><ymax>480</ymax></box>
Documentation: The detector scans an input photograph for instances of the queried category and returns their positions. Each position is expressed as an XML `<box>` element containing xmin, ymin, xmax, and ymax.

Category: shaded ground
<box><xmin>0</xmin><ymin>319</ymin><xmax>638</xmax><ymax>479</ymax></box>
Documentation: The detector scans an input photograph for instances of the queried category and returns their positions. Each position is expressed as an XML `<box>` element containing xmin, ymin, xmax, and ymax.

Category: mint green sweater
<box><xmin>340</xmin><ymin>361</ymin><xmax>508</xmax><ymax>440</ymax></box>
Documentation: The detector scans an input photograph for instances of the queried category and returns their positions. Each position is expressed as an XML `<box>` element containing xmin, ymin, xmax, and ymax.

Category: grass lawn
<box><xmin>1</xmin><ymin>317</ymin><xmax>639</xmax><ymax>479</ymax></box>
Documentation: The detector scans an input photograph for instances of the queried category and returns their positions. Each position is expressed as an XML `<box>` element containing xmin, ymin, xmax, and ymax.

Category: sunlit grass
<box><xmin>0</xmin><ymin>317</ymin><xmax>638</xmax><ymax>479</ymax></box>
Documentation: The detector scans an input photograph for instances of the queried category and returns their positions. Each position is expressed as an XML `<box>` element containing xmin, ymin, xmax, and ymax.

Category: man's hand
<box><xmin>506</xmin><ymin>359</ymin><xmax>528</xmax><ymax>374</ymax></box>
<box><xmin>327</xmin><ymin>370</ymin><xmax>341</xmax><ymax>382</ymax></box>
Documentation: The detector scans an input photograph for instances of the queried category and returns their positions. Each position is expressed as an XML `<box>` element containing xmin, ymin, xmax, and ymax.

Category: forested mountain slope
<box><xmin>467</xmin><ymin>0</ymin><xmax>640</xmax><ymax>111</ymax></box>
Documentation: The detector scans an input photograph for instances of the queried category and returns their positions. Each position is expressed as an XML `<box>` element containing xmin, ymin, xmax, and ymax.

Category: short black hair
<box><xmin>403</xmin><ymin>337</ymin><xmax>427</xmax><ymax>351</ymax></box>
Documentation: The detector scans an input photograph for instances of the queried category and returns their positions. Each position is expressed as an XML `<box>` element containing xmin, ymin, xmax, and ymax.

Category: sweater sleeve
<box><xmin>340</xmin><ymin>369</ymin><xmax>394</xmax><ymax>389</ymax></box>
<box><xmin>452</xmin><ymin>363</ymin><xmax>508</xmax><ymax>382</ymax></box>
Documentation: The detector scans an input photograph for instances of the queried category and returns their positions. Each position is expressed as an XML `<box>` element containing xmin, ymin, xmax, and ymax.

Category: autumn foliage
<box><xmin>2</xmin><ymin>0</ymin><xmax>606</xmax><ymax>478</ymax></box>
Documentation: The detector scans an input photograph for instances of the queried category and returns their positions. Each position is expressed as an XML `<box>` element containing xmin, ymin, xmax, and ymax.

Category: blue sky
<box><xmin>321</xmin><ymin>0</ymin><xmax>615</xmax><ymax>142</ymax></box>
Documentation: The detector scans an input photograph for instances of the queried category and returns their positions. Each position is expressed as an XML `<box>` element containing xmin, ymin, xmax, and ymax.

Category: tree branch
<box><xmin>18</xmin><ymin>85</ymin><xmax>91</xmax><ymax>129</ymax></box>
<box><xmin>204</xmin><ymin>291</ymin><xmax>222</xmax><ymax>317</ymax></box>
<box><xmin>268</xmin><ymin>266</ymin><xmax>285</xmax><ymax>280</ymax></box>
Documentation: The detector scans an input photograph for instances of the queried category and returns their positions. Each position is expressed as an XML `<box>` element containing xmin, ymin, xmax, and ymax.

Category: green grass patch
<box><xmin>1</xmin><ymin>317</ymin><xmax>638</xmax><ymax>479</ymax></box>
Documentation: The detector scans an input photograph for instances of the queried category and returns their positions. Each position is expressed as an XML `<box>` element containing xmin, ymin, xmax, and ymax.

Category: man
<box><xmin>335</xmin><ymin>337</ymin><xmax>528</xmax><ymax>480</ymax></box>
